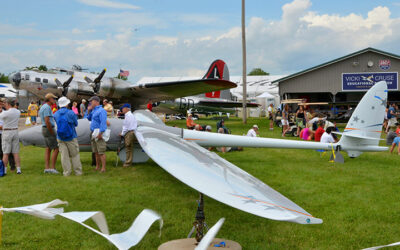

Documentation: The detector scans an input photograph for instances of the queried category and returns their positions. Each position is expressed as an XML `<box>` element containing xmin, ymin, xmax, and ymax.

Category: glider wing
<box><xmin>135</xmin><ymin>125</ymin><xmax>322</xmax><ymax>224</ymax></box>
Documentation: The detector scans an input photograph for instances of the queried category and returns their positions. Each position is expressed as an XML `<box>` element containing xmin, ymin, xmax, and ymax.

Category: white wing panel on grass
<box><xmin>135</xmin><ymin>126</ymin><xmax>322</xmax><ymax>224</ymax></box>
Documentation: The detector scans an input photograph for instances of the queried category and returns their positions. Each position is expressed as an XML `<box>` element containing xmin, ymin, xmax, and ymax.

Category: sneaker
<box><xmin>50</xmin><ymin>169</ymin><xmax>60</xmax><ymax>174</ymax></box>
<box><xmin>17</xmin><ymin>169</ymin><xmax>21</xmax><ymax>174</ymax></box>
<box><xmin>44</xmin><ymin>169</ymin><xmax>51</xmax><ymax>173</ymax></box>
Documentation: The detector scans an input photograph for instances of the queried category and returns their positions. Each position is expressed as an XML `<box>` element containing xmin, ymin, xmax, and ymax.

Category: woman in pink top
<box><xmin>72</xmin><ymin>102</ymin><xmax>79</xmax><ymax>116</ymax></box>
<box><xmin>301</xmin><ymin>125</ymin><xmax>314</xmax><ymax>140</ymax></box>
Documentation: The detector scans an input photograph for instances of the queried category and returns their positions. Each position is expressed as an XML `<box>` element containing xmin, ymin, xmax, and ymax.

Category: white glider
<box><xmin>363</xmin><ymin>241</ymin><xmax>400</xmax><ymax>250</ymax></box>
<box><xmin>17</xmin><ymin>81</ymin><xmax>388</xmax><ymax>226</ymax></box>
<box><xmin>1</xmin><ymin>200</ymin><xmax>162</xmax><ymax>250</ymax></box>
<box><xmin>135</xmin><ymin>114</ymin><xmax>322</xmax><ymax>224</ymax></box>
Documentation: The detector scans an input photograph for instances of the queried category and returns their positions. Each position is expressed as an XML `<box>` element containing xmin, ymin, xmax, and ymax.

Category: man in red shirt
<box><xmin>314</xmin><ymin>121</ymin><xmax>325</xmax><ymax>142</ymax></box>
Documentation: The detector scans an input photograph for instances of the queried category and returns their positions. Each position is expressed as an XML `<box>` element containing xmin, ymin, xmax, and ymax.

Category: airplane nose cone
<box><xmin>9</xmin><ymin>72</ymin><xmax>22</xmax><ymax>89</ymax></box>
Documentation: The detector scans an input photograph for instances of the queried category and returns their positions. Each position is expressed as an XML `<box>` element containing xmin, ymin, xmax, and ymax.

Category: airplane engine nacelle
<box><xmin>97</xmin><ymin>78</ymin><xmax>133</xmax><ymax>99</ymax></box>
<box><xmin>63</xmin><ymin>81</ymin><xmax>97</xmax><ymax>100</ymax></box>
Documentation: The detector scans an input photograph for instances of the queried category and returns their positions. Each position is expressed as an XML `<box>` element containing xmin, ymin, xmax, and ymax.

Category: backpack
<box><xmin>0</xmin><ymin>160</ymin><xmax>5</xmax><ymax>177</ymax></box>
<box><xmin>57</xmin><ymin>112</ymin><xmax>73</xmax><ymax>140</ymax></box>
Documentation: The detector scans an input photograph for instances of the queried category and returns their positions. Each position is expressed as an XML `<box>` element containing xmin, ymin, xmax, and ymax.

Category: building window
<box><xmin>35</xmin><ymin>77</ymin><xmax>40</xmax><ymax>82</ymax></box>
<box><xmin>43</xmin><ymin>78</ymin><xmax>48</xmax><ymax>83</ymax></box>
<box><xmin>25</xmin><ymin>74</ymin><xmax>30</xmax><ymax>80</ymax></box>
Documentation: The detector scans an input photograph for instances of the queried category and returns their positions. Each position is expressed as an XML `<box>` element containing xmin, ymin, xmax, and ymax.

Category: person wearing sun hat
<box><xmin>120</xmin><ymin>103</ymin><xmax>137</xmax><ymax>167</ymax></box>
<box><xmin>246</xmin><ymin>124</ymin><xmax>259</xmax><ymax>137</ymax></box>
<box><xmin>54</xmin><ymin>97</ymin><xmax>82</xmax><ymax>176</ymax></box>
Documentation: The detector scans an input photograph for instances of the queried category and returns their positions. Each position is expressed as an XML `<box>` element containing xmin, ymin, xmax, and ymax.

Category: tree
<box><xmin>38</xmin><ymin>65</ymin><xmax>48</xmax><ymax>71</ymax></box>
<box><xmin>248</xmin><ymin>68</ymin><xmax>269</xmax><ymax>76</ymax></box>
<box><xmin>0</xmin><ymin>73</ymin><xmax>8</xmax><ymax>83</ymax></box>
<box><xmin>116</xmin><ymin>74</ymin><xmax>128</xmax><ymax>81</ymax></box>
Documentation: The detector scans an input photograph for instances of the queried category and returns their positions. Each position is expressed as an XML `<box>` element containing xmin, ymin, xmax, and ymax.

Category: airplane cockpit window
<box><xmin>43</xmin><ymin>79</ymin><xmax>48</xmax><ymax>83</ymax></box>
<box><xmin>25</xmin><ymin>74</ymin><xmax>30</xmax><ymax>80</ymax></box>
<box><xmin>35</xmin><ymin>77</ymin><xmax>40</xmax><ymax>82</ymax></box>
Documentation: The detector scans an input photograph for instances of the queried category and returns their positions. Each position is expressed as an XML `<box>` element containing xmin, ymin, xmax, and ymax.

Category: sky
<box><xmin>1</xmin><ymin>0</ymin><xmax>400</xmax><ymax>81</ymax></box>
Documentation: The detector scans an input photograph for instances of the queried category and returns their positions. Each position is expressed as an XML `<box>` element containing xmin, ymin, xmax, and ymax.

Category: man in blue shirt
<box><xmin>54</xmin><ymin>97</ymin><xmax>82</xmax><ymax>176</ymax></box>
<box><xmin>38</xmin><ymin>93</ymin><xmax>59</xmax><ymax>174</ymax></box>
<box><xmin>386</xmin><ymin>103</ymin><xmax>397</xmax><ymax>133</ymax></box>
<box><xmin>87</xmin><ymin>96</ymin><xmax>108</xmax><ymax>172</ymax></box>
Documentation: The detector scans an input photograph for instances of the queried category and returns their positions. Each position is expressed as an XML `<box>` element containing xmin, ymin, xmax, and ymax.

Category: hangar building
<box><xmin>273</xmin><ymin>48</ymin><xmax>400</xmax><ymax>105</ymax></box>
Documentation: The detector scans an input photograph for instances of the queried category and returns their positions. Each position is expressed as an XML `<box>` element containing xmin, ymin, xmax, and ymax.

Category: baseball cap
<box><xmin>253</xmin><ymin>124</ymin><xmax>259</xmax><ymax>129</ymax></box>
<box><xmin>58</xmin><ymin>96</ymin><xmax>70</xmax><ymax>108</ymax></box>
<box><xmin>120</xmin><ymin>103</ymin><xmax>131</xmax><ymax>110</ymax></box>
<box><xmin>89</xmin><ymin>96</ymin><xmax>100</xmax><ymax>102</ymax></box>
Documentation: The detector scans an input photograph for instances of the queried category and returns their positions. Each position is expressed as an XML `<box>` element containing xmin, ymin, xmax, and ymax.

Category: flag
<box><xmin>119</xmin><ymin>69</ymin><xmax>130</xmax><ymax>77</ymax></box>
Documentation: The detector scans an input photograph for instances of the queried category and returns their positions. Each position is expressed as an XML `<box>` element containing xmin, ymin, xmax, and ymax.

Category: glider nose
<box><xmin>9</xmin><ymin>72</ymin><xmax>21</xmax><ymax>89</ymax></box>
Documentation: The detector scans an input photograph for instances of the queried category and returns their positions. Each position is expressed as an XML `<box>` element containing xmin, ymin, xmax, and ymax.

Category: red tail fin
<box><xmin>202</xmin><ymin>59</ymin><xmax>230</xmax><ymax>81</ymax></box>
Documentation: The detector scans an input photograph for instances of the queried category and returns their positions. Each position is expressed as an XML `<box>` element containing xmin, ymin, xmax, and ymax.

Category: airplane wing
<box><xmin>131</xmin><ymin>79</ymin><xmax>236</xmax><ymax>103</ymax></box>
<box><xmin>134</xmin><ymin>124</ymin><xmax>322</xmax><ymax>224</ymax></box>
<box><xmin>198</xmin><ymin>99</ymin><xmax>259</xmax><ymax>108</ymax></box>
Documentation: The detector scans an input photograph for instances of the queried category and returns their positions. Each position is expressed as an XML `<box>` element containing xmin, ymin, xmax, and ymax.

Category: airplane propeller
<box><xmin>55</xmin><ymin>75</ymin><xmax>74</xmax><ymax>96</ymax></box>
<box><xmin>84</xmin><ymin>68</ymin><xmax>106</xmax><ymax>93</ymax></box>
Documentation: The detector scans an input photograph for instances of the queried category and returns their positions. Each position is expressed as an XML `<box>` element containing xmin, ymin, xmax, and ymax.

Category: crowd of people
<box><xmin>3</xmin><ymin>96</ymin><xmax>399</xmax><ymax>176</ymax></box>
<box><xmin>0</xmin><ymin>93</ymin><xmax>139</xmax><ymax>177</ymax></box>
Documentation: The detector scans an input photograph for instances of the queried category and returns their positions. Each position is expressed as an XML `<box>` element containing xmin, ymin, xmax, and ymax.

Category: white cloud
<box><xmin>77</xmin><ymin>0</ymin><xmax>140</xmax><ymax>10</ymax></box>
<box><xmin>2</xmin><ymin>0</ymin><xmax>400</xmax><ymax>82</ymax></box>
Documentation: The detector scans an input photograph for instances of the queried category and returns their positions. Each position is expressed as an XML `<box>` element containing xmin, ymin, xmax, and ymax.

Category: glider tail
<box><xmin>338</xmin><ymin>81</ymin><xmax>388</xmax><ymax>157</ymax></box>
<box><xmin>203</xmin><ymin>59</ymin><xmax>230</xmax><ymax>81</ymax></box>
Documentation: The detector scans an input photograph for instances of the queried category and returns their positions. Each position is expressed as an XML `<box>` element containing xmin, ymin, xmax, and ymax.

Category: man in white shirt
<box><xmin>320</xmin><ymin>127</ymin><xmax>336</xmax><ymax>144</ymax></box>
<box><xmin>0</xmin><ymin>100</ymin><xmax>22</xmax><ymax>174</ymax></box>
<box><xmin>120</xmin><ymin>103</ymin><xmax>137</xmax><ymax>167</ymax></box>
<box><xmin>247</xmin><ymin>125</ymin><xmax>259</xmax><ymax>137</ymax></box>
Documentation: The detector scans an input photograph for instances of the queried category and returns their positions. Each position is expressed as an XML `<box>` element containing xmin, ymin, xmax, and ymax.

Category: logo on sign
<box><xmin>379</xmin><ymin>59</ymin><xmax>391</xmax><ymax>70</ymax></box>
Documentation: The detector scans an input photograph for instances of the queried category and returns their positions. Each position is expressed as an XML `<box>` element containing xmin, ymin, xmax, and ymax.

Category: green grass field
<box><xmin>0</xmin><ymin>117</ymin><xmax>399</xmax><ymax>249</ymax></box>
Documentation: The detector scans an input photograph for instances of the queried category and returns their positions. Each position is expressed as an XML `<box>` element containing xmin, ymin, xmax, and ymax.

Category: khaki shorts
<box><xmin>388</xmin><ymin>117</ymin><xmax>397</xmax><ymax>127</ymax></box>
<box><xmin>42</xmin><ymin>127</ymin><xmax>58</xmax><ymax>150</ymax></box>
<box><xmin>91</xmin><ymin>137</ymin><xmax>106</xmax><ymax>154</ymax></box>
<box><xmin>2</xmin><ymin>130</ymin><xmax>20</xmax><ymax>154</ymax></box>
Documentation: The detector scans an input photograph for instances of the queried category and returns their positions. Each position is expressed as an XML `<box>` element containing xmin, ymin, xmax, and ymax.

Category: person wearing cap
<box><xmin>80</xmin><ymin>99</ymin><xmax>87</xmax><ymax>119</ymax></box>
<box><xmin>54</xmin><ymin>97</ymin><xmax>82</xmax><ymax>176</ymax></box>
<box><xmin>0</xmin><ymin>100</ymin><xmax>22</xmax><ymax>174</ymax></box>
<box><xmin>247</xmin><ymin>124</ymin><xmax>259</xmax><ymax>137</ymax></box>
<box><xmin>39</xmin><ymin>93</ymin><xmax>59</xmax><ymax>174</ymax></box>
<box><xmin>186</xmin><ymin>113</ymin><xmax>197</xmax><ymax>129</ymax></box>
<box><xmin>87</xmin><ymin>96</ymin><xmax>108</xmax><ymax>172</ymax></box>
<box><xmin>120</xmin><ymin>103</ymin><xmax>137</xmax><ymax>167</ymax></box>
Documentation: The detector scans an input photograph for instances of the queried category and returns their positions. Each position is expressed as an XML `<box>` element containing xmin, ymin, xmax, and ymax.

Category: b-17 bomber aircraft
<box><xmin>8</xmin><ymin>60</ymin><xmax>236</xmax><ymax>109</ymax></box>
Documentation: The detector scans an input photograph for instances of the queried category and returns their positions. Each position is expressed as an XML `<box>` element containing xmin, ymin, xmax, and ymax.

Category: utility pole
<box><xmin>241</xmin><ymin>0</ymin><xmax>247</xmax><ymax>124</ymax></box>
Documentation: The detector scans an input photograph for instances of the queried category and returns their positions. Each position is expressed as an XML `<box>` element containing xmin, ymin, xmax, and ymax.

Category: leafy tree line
<box><xmin>0</xmin><ymin>73</ymin><xmax>8</xmax><ymax>83</ymax></box>
<box><xmin>248</xmin><ymin>68</ymin><xmax>269</xmax><ymax>76</ymax></box>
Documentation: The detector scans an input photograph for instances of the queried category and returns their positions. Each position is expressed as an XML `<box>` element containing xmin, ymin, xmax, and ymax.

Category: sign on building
<box><xmin>342</xmin><ymin>72</ymin><xmax>398</xmax><ymax>91</ymax></box>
